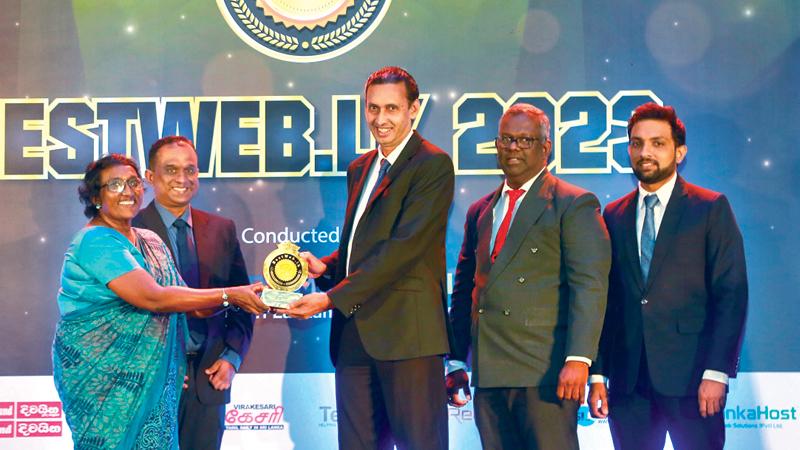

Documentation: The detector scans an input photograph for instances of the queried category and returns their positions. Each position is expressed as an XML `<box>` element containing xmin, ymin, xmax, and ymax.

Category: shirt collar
<box><xmin>502</xmin><ymin>167</ymin><xmax>546</xmax><ymax>194</ymax></box>
<box><xmin>637</xmin><ymin>171</ymin><xmax>677</xmax><ymax>209</ymax></box>
<box><xmin>154</xmin><ymin>201</ymin><xmax>192</xmax><ymax>228</ymax></box>
<box><xmin>378</xmin><ymin>129</ymin><xmax>413</xmax><ymax>166</ymax></box>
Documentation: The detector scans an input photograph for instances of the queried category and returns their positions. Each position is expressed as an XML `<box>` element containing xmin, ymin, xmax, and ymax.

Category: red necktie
<box><xmin>491</xmin><ymin>189</ymin><xmax>525</xmax><ymax>263</ymax></box>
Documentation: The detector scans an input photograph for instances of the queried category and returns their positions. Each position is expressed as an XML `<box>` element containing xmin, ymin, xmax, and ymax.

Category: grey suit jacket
<box><xmin>450</xmin><ymin>171</ymin><xmax>611</xmax><ymax>388</ymax></box>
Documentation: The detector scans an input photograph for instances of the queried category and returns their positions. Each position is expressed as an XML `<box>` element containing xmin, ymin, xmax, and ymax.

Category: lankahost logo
<box><xmin>217</xmin><ymin>0</ymin><xmax>392</xmax><ymax>63</ymax></box>
<box><xmin>725</xmin><ymin>404</ymin><xmax>798</xmax><ymax>430</ymax></box>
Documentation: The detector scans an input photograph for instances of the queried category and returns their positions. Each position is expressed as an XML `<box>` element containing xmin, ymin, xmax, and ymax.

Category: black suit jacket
<box><xmin>318</xmin><ymin>131</ymin><xmax>454</xmax><ymax>365</ymax></box>
<box><xmin>449</xmin><ymin>171</ymin><xmax>610</xmax><ymax>387</ymax></box>
<box><xmin>595</xmin><ymin>176</ymin><xmax>748</xmax><ymax>396</ymax></box>
<box><xmin>133</xmin><ymin>202</ymin><xmax>254</xmax><ymax>404</ymax></box>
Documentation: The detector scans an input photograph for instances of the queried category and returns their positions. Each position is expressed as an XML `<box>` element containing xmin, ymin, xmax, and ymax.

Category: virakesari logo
<box><xmin>226</xmin><ymin>403</ymin><xmax>285</xmax><ymax>430</ymax></box>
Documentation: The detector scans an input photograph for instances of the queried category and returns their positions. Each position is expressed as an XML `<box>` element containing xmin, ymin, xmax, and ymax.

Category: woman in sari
<box><xmin>53</xmin><ymin>154</ymin><xmax>266</xmax><ymax>449</ymax></box>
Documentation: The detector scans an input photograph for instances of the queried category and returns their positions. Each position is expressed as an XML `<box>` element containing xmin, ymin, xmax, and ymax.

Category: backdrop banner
<box><xmin>0</xmin><ymin>1</ymin><xmax>797</xmax><ymax>448</ymax></box>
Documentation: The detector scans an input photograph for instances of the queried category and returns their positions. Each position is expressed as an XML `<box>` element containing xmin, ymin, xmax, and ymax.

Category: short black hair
<box><xmin>503</xmin><ymin>103</ymin><xmax>551</xmax><ymax>140</ymax></box>
<box><xmin>78</xmin><ymin>154</ymin><xmax>140</xmax><ymax>218</ymax></box>
<box><xmin>148</xmin><ymin>135</ymin><xmax>196</xmax><ymax>169</ymax></box>
<box><xmin>627</xmin><ymin>102</ymin><xmax>686</xmax><ymax>147</ymax></box>
<box><xmin>364</xmin><ymin>66</ymin><xmax>420</xmax><ymax>104</ymax></box>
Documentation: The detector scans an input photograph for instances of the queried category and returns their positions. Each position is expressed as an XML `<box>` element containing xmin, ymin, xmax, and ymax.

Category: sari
<box><xmin>53</xmin><ymin>226</ymin><xmax>187</xmax><ymax>450</ymax></box>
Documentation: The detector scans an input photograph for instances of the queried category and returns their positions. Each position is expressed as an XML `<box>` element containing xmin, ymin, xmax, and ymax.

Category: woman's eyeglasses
<box><xmin>101</xmin><ymin>177</ymin><xmax>143</xmax><ymax>193</ymax></box>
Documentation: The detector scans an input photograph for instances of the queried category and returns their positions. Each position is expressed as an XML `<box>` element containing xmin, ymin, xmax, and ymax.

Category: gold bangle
<box><xmin>221</xmin><ymin>288</ymin><xmax>230</xmax><ymax>308</ymax></box>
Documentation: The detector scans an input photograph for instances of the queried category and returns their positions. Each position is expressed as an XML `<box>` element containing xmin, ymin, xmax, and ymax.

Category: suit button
<box><xmin>478</xmin><ymin>308</ymin><xmax>485</xmax><ymax>314</ymax></box>
<box><xmin>530</xmin><ymin>248</ymin><xmax>538</xmax><ymax>254</ymax></box>
<box><xmin>503</xmin><ymin>309</ymin><xmax>510</xmax><ymax>316</ymax></box>
<box><xmin>517</xmin><ymin>276</ymin><xmax>525</xmax><ymax>284</ymax></box>
<box><xmin>641</xmin><ymin>298</ymin><xmax>648</xmax><ymax>305</ymax></box>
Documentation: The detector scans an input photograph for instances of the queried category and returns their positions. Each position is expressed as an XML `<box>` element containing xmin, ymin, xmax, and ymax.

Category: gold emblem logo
<box><xmin>255</xmin><ymin>0</ymin><xmax>355</xmax><ymax>30</ymax></box>
<box><xmin>263</xmin><ymin>241</ymin><xmax>308</xmax><ymax>292</ymax></box>
<box><xmin>217</xmin><ymin>0</ymin><xmax>392</xmax><ymax>63</ymax></box>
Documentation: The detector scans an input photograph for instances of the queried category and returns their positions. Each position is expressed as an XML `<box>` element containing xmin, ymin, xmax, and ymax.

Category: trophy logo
<box><xmin>261</xmin><ymin>241</ymin><xmax>308</xmax><ymax>308</ymax></box>
<box><xmin>217</xmin><ymin>0</ymin><xmax>393</xmax><ymax>63</ymax></box>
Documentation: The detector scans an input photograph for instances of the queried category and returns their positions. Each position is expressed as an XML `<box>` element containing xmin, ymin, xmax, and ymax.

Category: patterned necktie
<box><xmin>367</xmin><ymin>158</ymin><xmax>391</xmax><ymax>202</ymax></box>
<box><xmin>491</xmin><ymin>189</ymin><xmax>526</xmax><ymax>263</ymax></box>
<box><xmin>173</xmin><ymin>218</ymin><xmax>199</xmax><ymax>288</ymax></box>
<box><xmin>640</xmin><ymin>194</ymin><xmax>659</xmax><ymax>282</ymax></box>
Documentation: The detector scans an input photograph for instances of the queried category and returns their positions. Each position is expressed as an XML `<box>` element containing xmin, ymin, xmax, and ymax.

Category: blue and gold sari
<box><xmin>53</xmin><ymin>226</ymin><xmax>187</xmax><ymax>450</ymax></box>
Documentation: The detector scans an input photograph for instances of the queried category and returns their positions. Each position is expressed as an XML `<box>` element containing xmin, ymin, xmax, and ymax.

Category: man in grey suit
<box><xmin>447</xmin><ymin>103</ymin><xmax>611</xmax><ymax>450</ymax></box>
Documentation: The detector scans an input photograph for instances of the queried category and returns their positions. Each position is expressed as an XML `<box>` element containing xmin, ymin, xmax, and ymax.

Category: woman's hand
<box><xmin>226</xmin><ymin>282</ymin><xmax>267</xmax><ymax>314</ymax></box>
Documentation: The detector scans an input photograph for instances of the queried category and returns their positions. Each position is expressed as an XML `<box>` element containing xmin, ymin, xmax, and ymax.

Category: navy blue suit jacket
<box><xmin>594</xmin><ymin>176</ymin><xmax>747</xmax><ymax>396</ymax></box>
<box><xmin>134</xmin><ymin>201</ymin><xmax>254</xmax><ymax>404</ymax></box>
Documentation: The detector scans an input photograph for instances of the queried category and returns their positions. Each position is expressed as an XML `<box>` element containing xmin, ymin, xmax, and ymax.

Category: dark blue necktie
<box><xmin>367</xmin><ymin>158</ymin><xmax>391</xmax><ymax>201</ymax></box>
<box><xmin>174</xmin><ymin>218</ymin><xmax>206</xmax><ymax>341</ymax></box>
<box><xmin>640</xmin><ymin>194</ymin><xmax>659</xmax><ymax>282</ymax></box>
<box><xmin>173</xmin><ymin>218</ymin><xmax>199</xmax><ymax>288</ymax></box>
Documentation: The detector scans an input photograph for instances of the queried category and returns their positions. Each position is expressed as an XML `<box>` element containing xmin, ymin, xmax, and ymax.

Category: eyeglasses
<box><xmin>495</xmin><ymin>136</ymin><xmax>541</xmax><ymax>150</ymax></box>
<box><xmin>101</xmin><ymin>177</ymin><xmax>143</xmax><ymax>193</ymax></box>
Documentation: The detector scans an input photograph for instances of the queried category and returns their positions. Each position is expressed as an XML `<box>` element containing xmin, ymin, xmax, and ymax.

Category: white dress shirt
<box><xmin>345</xmin><ymin>130</ymin><xmax>412</xmax><ymax>275</ymax></box>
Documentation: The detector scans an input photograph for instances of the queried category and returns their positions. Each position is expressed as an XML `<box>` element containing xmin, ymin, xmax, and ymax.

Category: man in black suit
<box><xmin>133</xmin><ymin>136</ymin><xmax>254</xmax><ymax>450</ymax></box>
<box><xmin>281</xmin><ymin>67</ymin><xmax>453</xmax><ymax>450</ymax></box>
<box><xmin>446</xmin><ymin>104</ymin><xmax>611</xmax><ymax>450</ymax></box>
<box><xmin>588</xmin><ymin>103</ymin><xmax>748</xmax><ymax>450</ymax></box>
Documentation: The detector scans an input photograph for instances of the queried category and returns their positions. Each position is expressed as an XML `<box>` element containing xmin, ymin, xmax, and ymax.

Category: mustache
<box><xmin>636</xmin><ymin>158</ymin><xmax>659</xmax><ymax>166</ymax></box>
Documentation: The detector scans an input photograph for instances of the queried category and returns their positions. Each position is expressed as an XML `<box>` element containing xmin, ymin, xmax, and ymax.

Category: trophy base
<box><xmin>261</xmin><ymin>289</ymin><xmax>302</xmax><ymax>309</ymax></box>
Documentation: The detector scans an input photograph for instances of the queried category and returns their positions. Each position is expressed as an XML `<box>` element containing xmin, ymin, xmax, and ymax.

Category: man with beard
<box><xmin>588</xmin><ymin>103</ymin><xmax>748</xmax><ymax>450</ymax></box>
<box><xmin>447</xmin><ymin>103</ymin><xmax>610</xmax><ymax>450</ymax></box>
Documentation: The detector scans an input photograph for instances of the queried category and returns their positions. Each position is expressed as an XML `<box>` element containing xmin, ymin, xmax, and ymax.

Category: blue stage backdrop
<box><xmin>0</xmin><ymin>1</ymin><xmax>797</xmax><ymax>448</ymax></box>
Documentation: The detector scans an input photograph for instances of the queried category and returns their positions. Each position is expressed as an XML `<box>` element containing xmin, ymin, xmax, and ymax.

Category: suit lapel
<box><xmin>475</xmin><ymin>184</ymin><xmax>502</xmax><ymax>281</ymax></box>
<box><xmin>340</xmin><ymin>151</ymin><xmax>376</xmax><ymax>246</ymax></box>
<box><xmin>138</xmin><ymin>201</ymin><xmax>175</xmax><ymax>261</ymax></box>
<box><xmin>618</xmin><ymin>191</ymin><xmax>645</xmax><ymax>293</ymax></box>
<box><xmin>645</xmin><ymin>176</ymin><xmax>688</xmax><ymax>291</ymax></box>
<box><xmin>364</xmin><ymin>131</ymin><xmax>422</xmax><ymax>215</ymax></box>
<box><xmin>486</xmin><ymin>172</ymin><xmax>552</xmax><ymax>290</ymax></box>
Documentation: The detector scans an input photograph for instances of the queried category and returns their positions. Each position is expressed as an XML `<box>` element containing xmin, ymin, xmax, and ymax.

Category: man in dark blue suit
<box><xmin>133</xmin><ymin>136</ymin><xmax>254</xmax><ymax>450</ymax></box>
<box><xmin>588</xmin><ymin>103</ymin><xmax>748</xmax><ymax>450</ymax></box>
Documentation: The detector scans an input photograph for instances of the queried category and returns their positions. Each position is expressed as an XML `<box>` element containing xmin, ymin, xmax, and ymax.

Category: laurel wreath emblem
<box><xmin>310</xmin><ymin>0</ymin><xmax>378</xmax><ymax>51</ymax></box>
<box><xmin>232</xmin><ymin>0</ymin><xmax>299</xmax><ymax>51</ymax></box>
